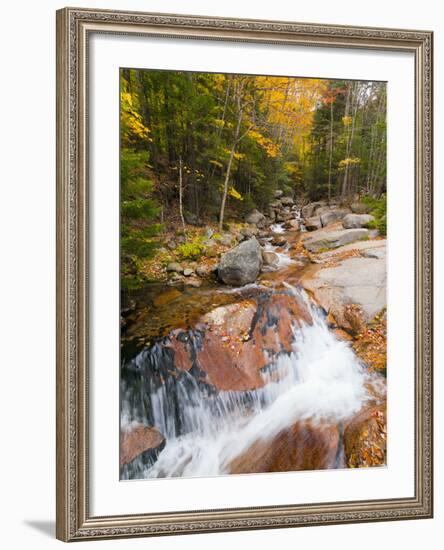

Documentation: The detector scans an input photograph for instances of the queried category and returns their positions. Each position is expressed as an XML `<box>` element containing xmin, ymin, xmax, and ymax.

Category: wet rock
<box><xmin>342</xmin><ymin>213</ymin><xmax>375</xmax><ymax>229</ymax></box>
<box><xmin>285</xmin><ymin>219</ymin><xmax>300</xmax><ymax>231</ymax></box>
<box><xmin>304</xmin><ymin>216</ymin><xmax>322</xmax><ymax>231</ymax></box>
<box><xmin>344</xmin><ymin>406</ymin><xmax>386</xmax><ymax>467</ymax></box>
<box><xmin>218</xmin><ymin>238</ymin><xmax>262</xmax><ymax>286</ymax></box>
<box><xmin>228</xmin><ymin>421</ymin><xmax>340</xmax><ymax>474</ymax></box>
<box><xmin>262</xmin><ymin>250</ymin><xmax>279</xmax><ymax>267</ymax></box>
<box><xmin>350</xmin><ymin>202</ymin><xmax>370</xmax><ymax>214</ymax></box>
<box><xmin>166</xmin><ymin>262</ymin><xmax>183</xmax><ymax>273</ymax></box>
<box><xmin>167</xmin><ymin>274</ymin><xmax>184</xmax><ymax>286</ymax></box>
<box><xmin>120</xmin><ymin>425</ymin><xmax>165</xmax><ymax>468</ymax></box>
<box><xmin>333</xmin><ymin>328</ymin><xmax>354</xmax><ymax>342</ymax></box>
<box><xmin>195</xmin><ymin>292</ymin><xmax>312</xmax><ymax>391</ymax></box>
<box><xmin>303</xmin><ymin>228</ymin><xmax>369</xmax><ymax>252</ymax></box>
<box><xmin>184</xmin><ymin>277</ymin><xmax>202</xmax><ymax>288</ymax></box>
<box><xmin>271</xmin><ymin>235</ymin><xmax>287</xmax><ymax>247</ymax></box>
<box><xmin>245</xmin><ymin>209</ymin><xmax>266</xmax><ymax>227</ymax></box>
<box><xmin>270</xmin><ymin>200</ymin><xmax>282</xmax><ymax>210</ymax></box>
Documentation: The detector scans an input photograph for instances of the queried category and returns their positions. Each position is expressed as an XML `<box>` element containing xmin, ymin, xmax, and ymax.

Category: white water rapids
<box><xmin>121</xmin><ymin>287</ymin><xmax>376</xmax><ymax>480</ymax></box>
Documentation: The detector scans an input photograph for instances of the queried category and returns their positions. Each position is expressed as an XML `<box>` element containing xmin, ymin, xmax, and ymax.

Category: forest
<box><xmin>120</xmin><ymin>69</ymin><xmax>386</xmax><ymax>288</ymax></box>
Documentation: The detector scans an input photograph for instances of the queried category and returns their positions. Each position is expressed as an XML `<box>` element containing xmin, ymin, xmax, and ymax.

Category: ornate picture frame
<box><xmin>56</xmin><ymin>7</ymin><xmax>433</xmax><ymax>542</ymax></box>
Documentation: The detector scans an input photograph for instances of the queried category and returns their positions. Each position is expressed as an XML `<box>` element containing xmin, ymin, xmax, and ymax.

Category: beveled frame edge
<box><xmin>55</xmin><ymin>6</ymin><xmax>433</xmax><ymax>542</ymax></box>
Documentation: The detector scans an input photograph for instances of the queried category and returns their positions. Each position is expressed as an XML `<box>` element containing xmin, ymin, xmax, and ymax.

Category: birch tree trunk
<box><xmin>341</xmin><ymin>82</ymin><xmax>359</xmax><ymax>197</ymax></box>
<box><xmin>178</xmin><ymin>156</ymin><xmax>186</xmax><ymax>233</ymax></box>
<box><xmin>218</xmin><ymin>108</ymin><xmax>243</xmax><ymax>232</ymax></box>
<box><xmin>327</xmin><ymin>97</ymin><xmax>334</xmax><ymax>201</ymax></box>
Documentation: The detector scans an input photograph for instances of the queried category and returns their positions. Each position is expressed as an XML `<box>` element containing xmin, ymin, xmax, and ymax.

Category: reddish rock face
<box><xmin>162</xmin><ymin>292</ymin><xmax>312</xmax><ymax>392</ymax></box>
<box><xmin>120</xmin><ymin>425</ymin><xmax>165</xmax><ymax>467</ymax></box>
<box><xmin>343</xmin><ymin>406</ymin><xmax>386</xmax><ymax>468</ymax></box>
<box><xmin>228</xmin><ymin>421</ymin><xmax>340</xmax><ymax>474</ymax></box>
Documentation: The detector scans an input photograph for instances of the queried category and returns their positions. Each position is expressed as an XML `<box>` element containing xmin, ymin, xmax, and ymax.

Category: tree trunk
<box><xmin>219</xmin><ymin>95</ymin><xmax>243</xmax><ymax>232</ymax></box>
<box><xmin>341</xmin><ymin>82</ymin><xmax>359</xmax><ymax>197</ymax></box>
<box><xmin>327</xmin><ymin>97</ymin><xmax>334</xmax><ymax>201</ymax></box>
<box><xmin>179</xmin><ymin>156</ymin><xmax>186</xmax><ymax>233</ymax></box>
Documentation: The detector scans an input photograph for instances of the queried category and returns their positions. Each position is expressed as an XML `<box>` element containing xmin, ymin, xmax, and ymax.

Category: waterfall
<box><xmin>120</xmin><ymin>287</ymin><xmax>376</xmax><ymax>480</ymax></box>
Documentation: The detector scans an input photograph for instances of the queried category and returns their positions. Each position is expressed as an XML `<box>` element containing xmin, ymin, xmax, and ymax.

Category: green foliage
<box><xmin>120</xmin><ymin>148</ymin><xmax>162</xmax><ymax>288</ymax></box>
<box><xmin>361</xmin><ymin>195</ymin><xmax>387</xmax><ymax>236</ymax></box>
<box><xmin>175</xmin><ymin>237</ymin><xmax>207</xmax><ymax>260</ymax></box>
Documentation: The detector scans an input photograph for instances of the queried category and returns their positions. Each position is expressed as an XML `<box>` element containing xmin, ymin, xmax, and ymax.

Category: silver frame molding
<box><xmin>56</xmin><ymin>6</ymin><xmax>433</xmax><ymax>542</ymax></box>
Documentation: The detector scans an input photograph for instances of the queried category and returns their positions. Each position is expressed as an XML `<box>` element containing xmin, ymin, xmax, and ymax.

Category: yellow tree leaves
<box><xmin>228</xmin><ymin>186</ymin><xmax>243</xmax><ymax>200</ymax></box>
<box><xmin>254</xmin><ymin>76</ymin><xmax>327</xmax><ymax>151</ymax></box>
<box><xmin>120</xmin><ymin>88</ymin><xmax>150</xmax><ymax>144</ymax></box>
<box><xmin>247</xmin><ymin>129</ymin><xmax>280</xmax><ymax>158</ymax></box>
<box><xmin>339</xmin><ymin>157</ymin><xmax>361</xmax><ymax>168</ymax></box>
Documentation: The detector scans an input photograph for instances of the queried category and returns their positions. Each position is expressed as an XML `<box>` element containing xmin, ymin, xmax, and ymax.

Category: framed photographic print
<box><xmin>56</xmin><ymin>7</ymin><xmax>433</xmax><ymax>542</ymax></box>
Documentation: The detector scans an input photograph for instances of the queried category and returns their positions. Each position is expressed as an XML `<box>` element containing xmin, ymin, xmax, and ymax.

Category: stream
<box><xmin>120</xmin><ymin>219</ymin><xmax>384</xmax><ymax>479</ymax></box>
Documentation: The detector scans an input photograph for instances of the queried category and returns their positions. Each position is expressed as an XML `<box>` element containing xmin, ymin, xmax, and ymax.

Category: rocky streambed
<box><xmin>120</xmin><ymin>200</ymin><xmax>387</xmax><ymax>479</ymax></box>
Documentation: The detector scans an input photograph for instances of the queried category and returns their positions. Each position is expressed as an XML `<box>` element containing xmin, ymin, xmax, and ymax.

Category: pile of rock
<box><xmin>166</xmin><ymin>261</ymin><xmax>213</xmax><ymax>287</ymax></box>
<box><xmin>300</xmin><ymin>200</ymin><xmax>376</xmax><ymax>232</ymax></box>
<box><xmin>244</xmin><ymin>189</ymin><xmax>299</xmax><ymax>228</ymax></box>
<box><xmin>301</xmin><ymin>201</ymin><xmax>351</xmax><ymax>231</ymax></box>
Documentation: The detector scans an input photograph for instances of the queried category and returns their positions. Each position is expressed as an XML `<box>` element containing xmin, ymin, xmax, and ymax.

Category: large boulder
<box><xmin>218</xmin><ymin>238</ymin><xmax>262</xmax><ymax>285</ymax></box>
<box><xmin>196</xmin><ymin>292</ymin><xmax>312</xmax><ymax>390</ymax></box>
<box><xmin>228</xmin><ymin>420</ymin><xmax>340</xmax><ymax>474</ymax></box>
<box><xmin>245</xmin><ymin>209</ymin><xmax>266</xmax><ymax>227</ymax></box>
<box><xmin>320</xmin><ymin>208</ymin><xmax>350</xmax><ymax>227</ymax></box>
<box><xmin>342</xmin><ymin>213</ymin><xmax>375</xmax><ymax>229</ymax></box>
<box><xmin>303</xmin><ymin>228</ymin><xmax>369</xmax><ymax>252</ymax></box>
<box><xmin>301</xmin><ymin>201</ymin><xmax>327</xmax><ymax>218</ymax></box>
<box><xmin>314</xmin><ymin>206</ymin><xmax>331</xmax><ymax>217</ymax></box>
<box><xmin>350</xmin><ymin>202</ymin><xmax>370</xmax><ymax>214</ymax></box>
<box><xmin>120</xmin><ymin>425</ymin><xmax>165</xmax><ymax>468</ymax></box>
<box><xmin>301</xmin><ymin>241</ymin><xmax>386</xmax><ymax>328</ymax></box>
<box><xmin>165</xmin><ymin>291</ymin><xmax>312</xmax><ymax>391</ymax></box>
<box><xmin>301</xmin><ymin>203</ymin><xmax>315</xmax><ymax>218</ymax></box>
<box><xmin>304</xmin><ymin>216</ymin><xmax>322</xmax><ymax>231</ymax></box>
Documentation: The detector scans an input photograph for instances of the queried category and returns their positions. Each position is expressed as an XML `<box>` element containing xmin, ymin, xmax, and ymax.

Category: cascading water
<box><xmin>120</xmin><ymin>286</ymin><xmax>377</xmax><ymax>480</ymax></box>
